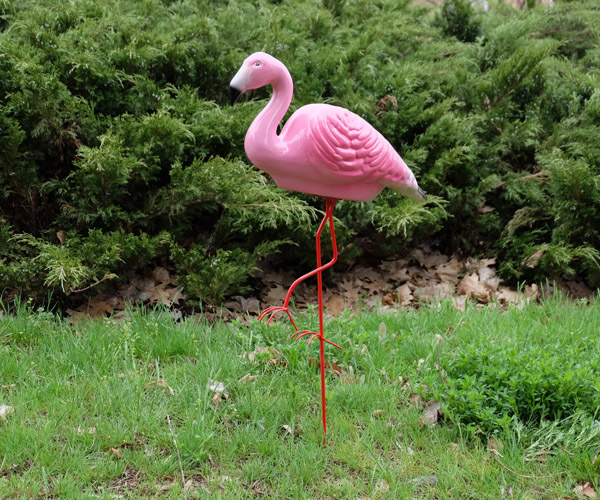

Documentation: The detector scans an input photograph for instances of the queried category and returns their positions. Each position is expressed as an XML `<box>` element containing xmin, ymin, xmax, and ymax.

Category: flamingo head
<box><xmin>230</xmin><ymin>52</ymin><xmax>289</xmax><ymax>105</ymax></box>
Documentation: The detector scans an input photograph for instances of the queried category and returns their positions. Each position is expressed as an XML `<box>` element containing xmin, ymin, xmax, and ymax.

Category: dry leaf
<box><xmin>411</xmin><ymin>247</ymin><xmax>449</xmax><ymax>268</ymax></box>
<box><xmin>411</xmin><ymin>475</ymin><xmax>438</xmax><ymax>488</ymax></box>
<box><xmin>56</xmin><ymin>230</ymin><xmax>66</xmax><ymax>245</ymax></box>
<box><xmin>574</xmin><ymin>482</ymin><xmax>597</xmax><ymax>499</ymax></box>
<box><xmin>67</xmin><ymin>295</ymin><xmax>120</xmax><ymax>321</ymax></box>
<box><xmin>75</xmin><ymin>426</ymin><xmax>96</xmax><ymax>435</ymax></box>
<box><xmin>420</xmin><ymin>400</ymin><xmax>442</xmax><ymax>427</ymax></box>
<box><xmin>324</xmin><ymin>294</ymin><xmax>346</xmax><ymax>316</ymax></box>
<box><xmin>479</xmin><ymin>266</ymin><xmax>500</xmax><ymax>293</ymax></box>
<box><xmin>376</xmin><ymin>94</ymin><xmax>398</xmax><ymax>114</ymax></box>
<box><xmin>207</xmin><ymin>378</ymin><xmax>229</xmax><ymax>398</ymax></box>
<box><xmin>497</xmin><ymin>287</ymin><xmax>520</xmax><ymax>305</ymax></box>
<box><xmin>414</xmin><ymin>282</ymin><xmax>453</xmax><ymax>301</ymax></box>
<box><xmin>524</xmin><ymin>450</ymin><xmax>554</xmax><ymax>462</ymax></box>
<box><xmin>152</xmin><ymin>266</ymin><xmax>170</xmax><ymax>284</ymax></box>
<box><xmin>524</xmin><ymin>283</ymin><xmax>539</xmax><ymax>301</ymax></box>
<box><xmin>435</xmin><ymin>256</ymin><xmax>463</xmax><ymax>284</ymax></box>
<box><xmin>225</xmin><ymin>295</ymin><xmax>260</xmax><ymax>313</ymax></box>
<box><xmin>279</xmin><ymin>424</ymin><xmax>300</xmax><ymax>437</ymax></box>
<box><xmin>373</xmin><ymin>409</ymin><xmax>384</xmax><ymax>417</ymax></box>
<box><xmin>110</xmin><ymin>447</ymin><xmax>122</xmax><ymax>459</ymax></box>
<box><xmin>238</xmin><ymin>374</ymin><xmax>256</xmax><ymax>384</ymax></box>
<box><xmin>408</xmin><ymin>393</ymin><xmax>421</xmax><ymax>407</ymax></box>
<box><xmin>243</xmin><ymin>346</ymin><xmax>286</xmax><ymax>367</ymax></box>
<box><xmin>354</xmin><ymin>265</ymin><xmax>384</xmax><ymax>283</ymax></box>
<box><xmin>263</xmin><ymin>284</ymin><xmax>289</xmax><ymax>305</ymax></box>
<box><xmin>397</xmin><ymin>283</ymin><xmax>414</xmax><ymax>305</ymax></box>
<box><xmin>1</xmin><ymin>384</ymin><xmax>16</xmax><ymax>391</ymax></box>
<box><xmin>522</xmin><ymin>249</ymin><xmax>545</xmax><ymax>268</ymax></box>
<box><xmin>477</xmin><ymin>205</ymin><xmax>495</xmax><ymax>214</ymax></box>
<box><xmin>457</xmin><ymin>273</ymin><xmax>490</xmax><ymax>302</ymax></box>
<box><xmin>378</xmin><ymin>322</ymin><xmax>387</xmax><ymax>341</ymax></box>
<box><xmin>488</xmin><ymin>436</ymin><xmax>504</xmax><ymax>455</ymax></box>
<box><xmin>0</xmin><ymin>404</ymin><xmax>14</xmax><ymax>420</ymax></box>
<box><xmin>374</xmin><ymin>479</ymin><xmax>390</xmax><ymax>493</ymax></box>
<box><xmin>451</xmin><ymin>295</ymin><xmax>468</xmax><ymax>311</ymax></box>
<box><xmin>144</xmin><ymin>380</ymin><xmax>175</xmax><ymax>396</ymax></box>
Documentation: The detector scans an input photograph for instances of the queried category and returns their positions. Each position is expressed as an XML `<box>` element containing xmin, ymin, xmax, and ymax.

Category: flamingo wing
<box><xmin>305</xmin><ymin>106</ymin><xmax>414</xmax><ymax>187</ymax></box>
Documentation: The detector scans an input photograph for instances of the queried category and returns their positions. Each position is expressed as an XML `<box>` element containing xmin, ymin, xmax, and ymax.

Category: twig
<box><xmin>435</xmin><ymin>334</ymin><xmax>447</xmax><ymax>385</ymax></box>
<box><xmin>492</xmin><ymin>453</ymin><xmax>535</xmax><ymax>478</ymax></box>
<box><xmin>167</xmin><ymin>414</ymin><xmax>188</xmax><ymax>499</ymax></box>
<box><xmin>69</xmin><ymin>273</ymin><xmax>117</xmax><ymax>294</ymax></box>
<box><xmin>493</xmin><ymin>170</ymin><xmax>549</xmax><ymax>190</ymax></box>
<box><xmin>491</xmin><ymin>451</ymin><xmax>554</xmax><ymax>479</ymax></box>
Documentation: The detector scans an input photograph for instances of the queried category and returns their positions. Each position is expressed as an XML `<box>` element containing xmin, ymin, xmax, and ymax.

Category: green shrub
<box><xmin>441</xmin><ymin>342</ymin><xmax>600</xmax><ymax>433</ymax></box>
<box><xmin>436</xmin><ymin>0</ymin><xmax>482</xmax><ymax>43</ymax></box>
<box><xmin>1</xmin><ymin>0</ymin><xmax>599</xmax><ymax>308</ymax></box>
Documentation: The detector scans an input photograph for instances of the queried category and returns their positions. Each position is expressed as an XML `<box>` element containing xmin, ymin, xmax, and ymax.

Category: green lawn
<box><xmin>1</xmin><ymin>297</ymin><xmax>599</xmax><ymax>499</ymax></box>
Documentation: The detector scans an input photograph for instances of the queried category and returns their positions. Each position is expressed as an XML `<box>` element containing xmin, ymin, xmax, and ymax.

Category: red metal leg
<box><xmin>257</xmin><ymin>198</ymin><xmax>339</xmax><ymax>329</ymax></box>
<box><xmin>288</xmin><ymin>198</ymin><xmax>341</xmax><ymax>440</ymax></box>
<box><xmin>259</xmin><ymin>198</ymin><xmax>342</xmax><ymax>441</ymax></box>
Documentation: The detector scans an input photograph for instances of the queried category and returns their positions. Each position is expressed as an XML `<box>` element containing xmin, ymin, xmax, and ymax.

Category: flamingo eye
<box><xmin>254</xmin><ymin>61</ymin><xmax>261</xmax><ymax>67</ymax></box>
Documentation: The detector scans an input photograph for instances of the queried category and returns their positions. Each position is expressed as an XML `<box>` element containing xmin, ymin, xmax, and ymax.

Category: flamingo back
<box><xmin>305</xmin><ymin>105</ymin><xmax>419</xmax><ymax>192</ymax></box>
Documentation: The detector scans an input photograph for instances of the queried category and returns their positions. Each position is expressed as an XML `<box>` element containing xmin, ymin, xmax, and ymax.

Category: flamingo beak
<box><xmin>230</xmin><ymin>86</ymin><xmax>242</xmax><ymax>106</ymax></box>
<box><xmin>418</xmin><ymin>187</ymin><xmax>427</xmax><ymax>201</ymax></box>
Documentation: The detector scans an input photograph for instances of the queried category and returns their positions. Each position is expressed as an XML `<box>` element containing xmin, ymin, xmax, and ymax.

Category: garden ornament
<box><xmin>230</xmin><ymin>52</ymin><xmax>426</xmax><ymax>439</ymax></box>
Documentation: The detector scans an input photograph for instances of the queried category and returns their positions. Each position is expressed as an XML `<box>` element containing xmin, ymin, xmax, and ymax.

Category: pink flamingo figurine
<box><xmin>230</xmin><ymin>52</ymin><xmax>426</xmax><ymax>438</ymax></box>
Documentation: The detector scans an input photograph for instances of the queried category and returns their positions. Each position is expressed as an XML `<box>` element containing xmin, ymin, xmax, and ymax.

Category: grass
<box><xmin>1</xmin><ymin>297</ymin><xmax>599</xmax><ymax>499</ymax></box>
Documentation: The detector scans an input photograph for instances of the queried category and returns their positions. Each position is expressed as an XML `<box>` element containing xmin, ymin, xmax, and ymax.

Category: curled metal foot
<box><xmin>257</xmin><ymin>305</ymin><xmax>298</xmax><ymax>329</ymax></box>
<box><xmin>291</xmin><ymin>330</ymin><xmax>342</xmax><ymax>350</ymax></box>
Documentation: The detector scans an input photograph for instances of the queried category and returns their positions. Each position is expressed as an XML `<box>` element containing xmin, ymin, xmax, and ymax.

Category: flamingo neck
<box><xmin>247</xmin><ymin>69</ymin><xmax>293</xmax><ymax>149</ymax></box>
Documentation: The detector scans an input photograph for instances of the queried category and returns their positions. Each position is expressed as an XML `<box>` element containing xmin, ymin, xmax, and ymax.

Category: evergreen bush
<box><xmin>0</xmin><ymin>0</ymin><xmax>599</xmax><ymax>308</ymax></box>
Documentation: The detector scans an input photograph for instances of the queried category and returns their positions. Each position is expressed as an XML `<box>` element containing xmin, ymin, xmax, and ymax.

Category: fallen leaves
<box><xmin>242</xmin><ymin>346</ymin><xmax>287</xmax><ymax>368</ymax></box>
<box><xmin>0</xmin><ymin>404</ymin><xmax>14</xmax><ymax>420</ymax></box>
<box><xmin>75</xmin><ymin>426</ymin><xmax>96</xmax><ymax>435</ymax></box>
<box><xmin>374</xmin><ymin>478</ymin><xmax>390</xmax><ymax>493</ymax></box>
<box><xmin>62</xmin><ymin>241</ymin><xmax>595</xmax><ymax>323</ymax></box>
<box><xmin>247</xmin><ymin>243</ymin><xmax>566</xmax><ymax>320</ymax></box>
<box><xmin>279</xmin><ymin>424</ymin><xmax>300</xmax><ymax>438</ymax></box>
<box><xmin>420</xmin><ymin>401</ymin><xmax>443</xmax><ymax>427</ymax></box>
<box><xmin>144</xmin><ymin>380</ymin><xmax>175</xmax><ymax>396</ymax></box>
<box><xmin>238</xmin><ymin>373</ymin><xmax>256</xmax><ymax>384</ymax></box>
<box><xmin>575</xmin><ymin>482</ymin><xmax>598</xmax><ymax>499</ymax></box>
<box><xmin>307</xmin><ymin>355</ymin><xmax>357</xmax><ymax>383</ymax></box>
<box><xmin>67</xmin><ymin>266</ymin><xmax>184</xmax><ymax>322</ymax></box>
<box><xmin>207</xmin><ymin>378</ymin><xmax>229</xmax><ymax>404</ymax></box>
<box><xmin>411</xmin><ymin>474</ymin><xmax>438</xmax><ymax>488</ymax></box>
<box><xmin>407</xmin><ymin>392</ymin><xmax>443</xmax><ymax>427</ymax></box>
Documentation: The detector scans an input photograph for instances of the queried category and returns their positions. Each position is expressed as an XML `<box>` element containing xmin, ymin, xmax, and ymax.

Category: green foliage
<box><xmin>437</xmin><ymin>0</ymin><xmax>482</xmax><ymax>43</ymax></box>
<box><xmin>171</xmin><ymin>240</ymin><xmax>284</xmax><ymax>305</ymax></box>
<box><xmin>430</xmin><ymin>296</ymin><xmax>600</xmax><ymax>437</ymax></box>
<box><xmin>442</xmin><ymin>342</ymin><xmax>600</xmax><ymax>433</ymax></box>
<box><xmin>1</xmin><ymin>0</ymin><xmax>599</xmax><ymax>307</ymax></box>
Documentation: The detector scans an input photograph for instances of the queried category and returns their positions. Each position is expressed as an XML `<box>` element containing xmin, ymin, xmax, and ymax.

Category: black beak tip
<box><xmin>418</xmin><ymin>187</ymin><xmax>427</xmax><ymax>201</ymax></box>
<box><xmin>230</xmin><ymin>86</ymin><xmax>242</xmax><ymax>106</ymax></box>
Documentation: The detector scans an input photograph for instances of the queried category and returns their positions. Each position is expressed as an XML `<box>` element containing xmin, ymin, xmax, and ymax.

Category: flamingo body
<box><xmin>231</xmin><ymin>52</ymin><xmax>425</xmax><ymax>203</ymax></box>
